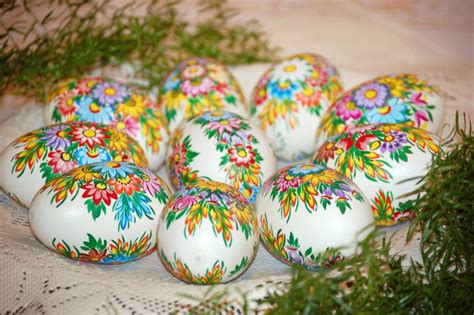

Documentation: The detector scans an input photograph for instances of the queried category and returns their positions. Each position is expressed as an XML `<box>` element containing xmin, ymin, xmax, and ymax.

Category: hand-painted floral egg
<box><xmin>159</xmin><ymin>57</ymin><xmax>247</xmax><ymax>132</ymax></box>
<box><xmin>166</xmin><ymin>110</ymin><xmax>277</xmax><ymax>203</ymax></box>
<box><xmin>317</xmin><ymin>74</ymin><xmax>444</xmax><ymax>146</ymax></box>
<box><xmin>157</xmin><ymin>179</ymin><xmax>259</xmax><ymax>284</ymax></box>
<box><xmin>256</xmin><ymin>163</ymin><xmax>373</xmax><ymax>270</ymax></box>
<box><xmin>250</xmin><ymin>53</ymin><xmax>343</xmax><ymax>161</ymax></box>
<box><xmin>29</xmin><ymin>161</ymin><xmax>171</xmax><ymax>264</ymax></box>
<box><xmin>0</xmin><ymin>122</ymin><xmax>147</xmax><ymax>207</ymax></box>
<box><xmin>44</xmin><ymin>77</ymin><xmax>169</xmax><ymax>169</ymax></box>
<box><xmin>313</xmin><ymin>124</ymin><xmax>441</xmax><ymax>226</ymax></box>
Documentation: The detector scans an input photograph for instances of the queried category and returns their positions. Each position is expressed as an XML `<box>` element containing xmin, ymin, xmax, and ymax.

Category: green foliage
<box><xmin>0</xmin><ymin>0</ymin><xmax>276</xmax><ymax>101</ymax></box>
<box><xmin>181</xmin><ymin>113</ymin><xmax>474</xmax><ymax>314</ymax></box>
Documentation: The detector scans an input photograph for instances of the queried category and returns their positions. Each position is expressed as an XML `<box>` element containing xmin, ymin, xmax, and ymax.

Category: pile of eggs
<box><xmin>0</xmin><ymin>53</ymin><xmax>444</xmax><ymax>284</ymax></box>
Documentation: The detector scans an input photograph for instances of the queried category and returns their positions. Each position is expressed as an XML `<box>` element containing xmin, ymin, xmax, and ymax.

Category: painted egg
<box><xmin>250</xmin><ymin>53</ymin><xmax>343</xmax><ymax>161</ymax></box>
<box><xmin>256</xmin><ymin>163</ymin><xmax>373</xmax><ymax>270</ymax></box>
<box><xmin>166</xmin><ymin>110</ymin><xmax>277</xmax><ymax>203</ymax></box>
<box><xmin>317</xmin><ymin>74</ymin><xmax>444</xmax><ymax>146</ymax></box>
<box><xmin>44</xmin><ymin>77</ymin><xmax>169</xmax><ymax>169</ymax></box>
<box><xmin>29</xmin><ymin>161</ymin><xmax>171</xmax><ymax>264</ymax></box>
<box><xmin>159</xmin><ymin>57</ymin><xmax>247</xmax><ymax>132</ymax></box>
<box><xmin>0</xmin><ymin>122</ymin><xmax>147</xmax><ymax>207</ymax></box>
<box><xmin>157</xmin><ymin>179</ymin><xmax>259</xmax><ymax>284</ymax></box>
<box><xmin>313</xmin><ymin>124</ymin><xmax>441</xmax><ymax>226</ymax></box>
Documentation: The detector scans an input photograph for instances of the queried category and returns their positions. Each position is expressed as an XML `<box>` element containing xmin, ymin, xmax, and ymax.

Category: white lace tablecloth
<box><xmin>1</xmin><ymin>1</ymin><xmax>472</xmax><ymax>313</ymax></box>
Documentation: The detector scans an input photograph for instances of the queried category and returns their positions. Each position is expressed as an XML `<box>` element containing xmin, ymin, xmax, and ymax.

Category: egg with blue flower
<box><xmin>0</xmin><ymin>122</ymin><xmax>147</xmax><ymax>207</ymax></box>
<box><xmin>29</xmin><ymin>161</ymin><xmax>171</xmax><ymax>264</ymax></box>
<box><xmin>313</xmin><ymin>124</ymin><xmax>441</xmax><ymax>226</ymax></box>
<box><xmin>166</xmin><ymin>110</ymin><xmax>277</xmax><ymax>203</ymax></box>
<box><xmin>250</xmin><ymin>53</ymin><xmax>343</xmax><ymax>161</ymax></box>
<box><xmin>44</xmin><ymin>77</ymin><xmax>169</xmax><ymax>169</ymax></box>
<box><xmin>317</xmin><ymin>74</ymin><xmax>444</xmax><ymax>147</ymax></box>
<box><xmin>256</xmin><ymin>163</ymin><xmax>373</xmax><ymax>270</ymax></box>
<box><xmin>158</xmin><ymin>57</ymin><xmax>248</xmax><ymax>133</ymax></box>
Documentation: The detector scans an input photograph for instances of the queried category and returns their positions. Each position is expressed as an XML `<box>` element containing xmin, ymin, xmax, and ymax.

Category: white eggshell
<box><xmin>0</xmin><ymin>122</ymin><xmax>147</xmax><ymax>207</ymax></box>
<box><xmin>166</xmin><ymin>110</ymin><xmax>277</xmax><ymax>203</ymax></box>
<box><xmin>157</xmin><ymin>179</ymin><xmax>259</xmax><ymax>284</ymax></box>
<box><xmin>256</xmin><ymin>163</ymin><xmax>374</xmax><ymax>269</ymax></box>
<box><xmin>43</xmin><ymin>77</ymin><xmax>169</xmax><ymax>169</ymax></box>
<box><xmin>317</xmin><ymin>73</ymin><xmax>444</xmax><ymax>146</ymax></box>
<box><xmin>159</xmin><ymin>57</ymin><xmax>248</xmax><ymax>133</ymax></box>
<box><xmin>250</xmin><ymin>53</ymin><xmax>343</xmax><ymax>161</ymax></box>
<box><xmin>29</xmin><ymin>161</ymin><xmax>171</xmax><ymax>264</ymax></box>
<box><xmin>313</xmin><ymin>124</ymin><xmax>441</xmax><ymax>226</ymax></box>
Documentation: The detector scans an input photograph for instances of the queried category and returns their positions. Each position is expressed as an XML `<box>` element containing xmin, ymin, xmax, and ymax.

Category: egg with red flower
<box><xmin>44</xmin><ymin>77</ymin><xmax>169</xmax><ymax>169</ymax></box>
<box><xmin>166</xmin><ymin>110</ymin><xmax>277</xmax><ymax>203</ymax></box>
<box><xmin>313</xmin><ymin>124</ymin><xmax>441</xmax><ymax>226</ymax></box>
<box><xmin>250</xmin><ymin>53</ymin><xmax>343</xmax><ymax>161</ymax></box>
<box><xmin>29</xmin><ymin>162</ymin><xmax>171</xmax><ymax>264</ymax></box>
<box><xmin>0</xmin><ymin>122</ymin><xmax>147</xmax><ymax>207</ymax></box>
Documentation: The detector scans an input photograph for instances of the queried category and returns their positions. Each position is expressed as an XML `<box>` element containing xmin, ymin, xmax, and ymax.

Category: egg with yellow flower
<box><xmin>317</xmin><ymin>74</ymin><xmax>444</xmax><ymax>147</ymax></box>
<box><xmin>159</xmin><ymin>57</ymin><xmax>247</xmax><ymax>132</ymax></box>
<box><xmin>313</xmin><ymin>124</ymin><xmax>441</xmax><ymax>226</ymax></box>
<box><xmin>157</xmin><ymin>179</ymin><xmax>259</xmax><ymax>284</ymax></box>
<box><xmin>44</xmin><ymin>77</ymin><xmax>169</xmax><ymax>169</ymax></box>
<box><xmin>256</xmin><ymin>163</ymin><xmax>373</xmax><ymax>270</ymax></box>
<box><xmin>250</xmin><ymin>53</ymin><xmax>343</xmax><ymax>161</ymax></box>
<box><xmin>166</xmin><ymin>110</ymin><xmax>276</xmax><ymax>203</ymax></box>
<box><xmin>0</xmin><ymin>122</ymin><xmax>147</xmax><ymax>207</ymax></box>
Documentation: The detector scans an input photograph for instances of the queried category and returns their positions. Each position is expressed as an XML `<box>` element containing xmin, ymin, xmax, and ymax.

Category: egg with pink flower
<box><xmin>166</xmin><ymin>110</ymin><xmax>277</xmax><ymax>203</ymax></box>
<box><xmin>0</xmin><ymin>122</ymin><xmax>147</xmax><ymax>207</ymax></box>
<box><xmin>317</xmin><ymin>74</ymin><xmax>444</xmax><ymax>147</ymax></box>
<box><xmin>313</xmin><ymin>124</ymin><xmax>441</xmax><ymax>226</ymax></box>
<box><xmin>44</xmin><ymin>77</ymin><xmax>169</xmax><ymax>169</ymax></box>
<box><xmin>250</xmin><ymin>53</ymin><xmax>343</xmax><ymax>161</ymax></box>
<box><xmin>159</xmin><ymin>57</ymin><xmax>248</xmax><ymax>132</ymax></box>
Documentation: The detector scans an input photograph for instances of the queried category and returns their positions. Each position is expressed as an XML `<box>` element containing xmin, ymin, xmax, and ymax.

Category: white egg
<box><xmin>157</xmin><ymin>179</ymin><xmax>259</xmax><ymax>284</ymax></box>
<box><xmin>250</xmin><ymin>53</ymin><xmax>343</xmax><ymax>161</ymax></box>
<box><xmin>166</xmin><ymin>110</ymin><xmax>277</xmax><ymax>203</ymax></box>
<box><xmin>317</xmin><ymin>73</ymin><xmax>444</xmax><ymax>147</ymax></box>
<box><xmin>256</xmin><ymin>163</ymin><xmax>374</xmax><ymax>270</ymax></box>
<box><xmin>29</xmin><ymin>161</ymin><xmax>171</xmax><ymax>264</ymax></box>
<box><xmin>0</xmin><ymin>122</ymin><xmax>147</xmax><ymax>207</ymax></box>
<box><xmin>313</xmin><ymin>124</ymin><xmax>441</xmax><ymax>226</ymax></box>
<box><xmin>44</xmin><ymin>77</ymin><xmax>169</xmax><ymax>170</ymax></box>
<box><xmin>159</xmin><ymin>57</ymin><xmax>247</xmax><ymax>133</ymax></box>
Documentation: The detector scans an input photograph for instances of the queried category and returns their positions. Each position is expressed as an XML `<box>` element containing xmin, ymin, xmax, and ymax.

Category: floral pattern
<box><xmin>318</xmin><ymin>74</ymin><xmax>442</xmax><ymax>141</ymax></box>
<box><xmin>46</xmin><ymin>77</ymin><xmax>167</xmax><ymax>167</ymax></box>
<box><xmin>260</xmin><ymin>214</ymin><xmax>343</xmax><ymax>270</ymax></box>
<box><xmin>52</xmin><ymin>231</ymin><xmax>154</xmax><ymax>264</ymax></box>
<box><xmin>41</xmin><ymin>162</ymin><xmax>170</xmax><ymax>231</ymax></box>
<box><xmin>260</xmin><ymin>164</ymin><xmax>365</xmax><ymax>221</ymax></box>
<box><xmin>167</xmin><ymin>111</ymin><xmax>271</xmax><ymax>203</ymax></box>
<box><xmin>159</xmin><ymin>250</ymin><xmax>251</xmax><ymax>285</ymax></box>
<box><xmin>161</xmin><ymin>179</ymin><xmax>258</xmax><ymax>247</ymax></box>
<box><xmin>250</xmin><ymin>53</ymin><xmax>342</xmax><ymax>131</ymax></box>
<box><xmin>10</xmin><ymin>122</ymin><xmax>147</xmax><ymax>184</ymax></box>
<box><xmin>159</xmin><ymin>57</ymin><xmax>246</xmax><ymax>131</ymax></box>
<box><xmin>313</xmin><ymin>124</ymin><xmax>440</xmax><ymax>226</ymax></box>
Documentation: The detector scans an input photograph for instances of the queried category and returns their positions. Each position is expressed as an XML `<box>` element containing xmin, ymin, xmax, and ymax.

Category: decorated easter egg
<box><xmin>313</xmin><ymin>124</ymin><xmax>441</xmax><ymax>226</ymax></box>
<box><xmin>159</xmin><ymin>57</ymin><xmax>247</xmax><ymax>132</ymax></box>
<box><xmin>44</xmin><ymin>77</ymin><xmax>169</xmax><ymax>169</ymax></box>
<box><xmin>0</xmin><ymin>122</ymin><xmax>147</xmax><ymax>207</ymax></box>
<box><xmin>166</xmin><ymin>110</ymin><xmax>277</xmax><ymax>203</ymax></box>
<box><xmin>157</xmin><ymin>179</ymin><xmax>259</xmax><ymax>284</ymax></box>
<box><xmin>256</xmin><ymin>163</ymin><xmax>373</xmax><ymax>270</ymax></box>
<box><xmin>250</xmin><ymin>53</ymin><xmax>343</xmax><ymax>160</ymax></box>
<box><xmin>317</xmin><ymin>74</ymin><xmax>444</xmax><ymax>146</ymax></box>
<box><xmin>29</xmin><ymin>161</ymin><xmax>171</xmax><ymax>264</ymax></box>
